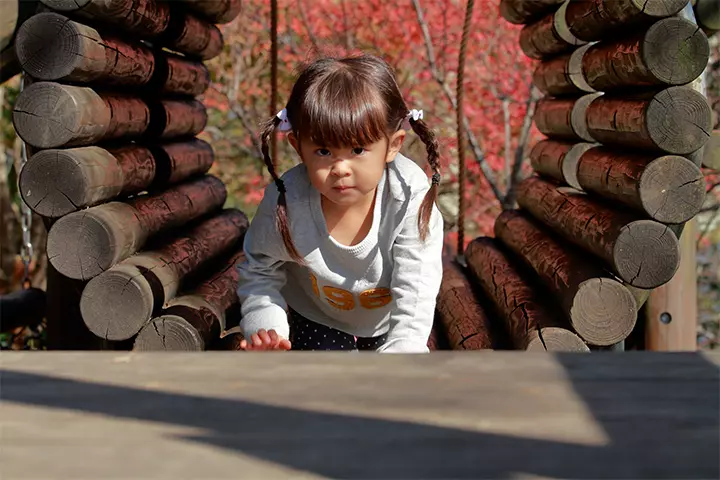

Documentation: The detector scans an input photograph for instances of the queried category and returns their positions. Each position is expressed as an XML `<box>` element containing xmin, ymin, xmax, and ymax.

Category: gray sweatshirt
<box><xmin>236</xmin><ymin>153</ymin><xmax>444</xmax><ymax>353</ymax></box>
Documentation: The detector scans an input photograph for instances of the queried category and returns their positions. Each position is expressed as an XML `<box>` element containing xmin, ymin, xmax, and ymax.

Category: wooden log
<box><xmin>534</xmin><ymin>93</ymin><xmax>601</xmax><ymax>142</ymax></box>
<box><xmin>15</xmin><ymin>13</ymin><xmax>210</xmax><ymax>95</ymax></box>
<box><xmin>702</xmin><ymin>130</ymin><xmax>720</xmax><ymax>170</ymax></box>
<box><xmin>465</xmin><ymin>237</ymin><xmax>588</xmax><ymax>352</ymax></box>
<box><xmin>434</xmin><ymin>258</ymin><xmax>494</xmax><ymax>350</ymax></box>
<box><xmin>19</xmin><ymin>139</ymin><xmax>214</xmax><ymax>218</ymax></box>
<box><xmin>581</xmin><ymin>18</ymin><xmax>709</xmax><ymax>92</ymax></box>
<box><xmin>40</xmin><ymin>0</ymin><xmax>224</xmax><ymax>59</ymax></box>
<box><xmin>81</xmin><ymin>210</ymin><xmax>248</xmax><ymax>341</ymax></box>
<box><xmin>46</xmin><ymin>175</ymin><xmax>226</xmax><ymax>280</ymax></box>
<box><xmin>529</xmin><ymin>139</ymin><xmax>596</xmax><ymax>190</ymax></box>
<box><xmin>0</xmin><ymin>0</ymin><xmax>38</xmax><ymax>83</ymax></box>
<box><xmin>499</xmin><ymin>0</ymin><xmax>563</xmax><ymax>25</ymax></box>
<box><xmin>176</xmin><ymin>0</ymin><xmax>243</xmax><ymax>24</ymax></box>
<box><xmin>565</xmin><ymin>0</ymin><xmax>689</xmax><ymax>42</ymax></box>
<box><xmin>519</xmin><ymin>1</ymin><xmax>586</xmax><ymax>60</ymax></box>
<box><xmin>694</xmin><ymin>0</ymin><xmax>720</xmax><ymax>34</ymax></box>
<box><xmin>533</xmin><ymin>43</ymin><xmax>596</xmax><ymax>97</ymax></box>
<box><xmin>515</xmin><ymin>176</ymin><xmax>681</xmax><ymax>289</ymax></box>
<box><xmin>13</xmin><ymin>82</ymin><xmax>207</xmax><ymax>149</ymax></box>
<box><xmin>575</xmin><ymin>147</ymin><xmax>706</xmax><ymax>224</ymax></box>
<box><xmin>494</xmin><ymin>210</ymin><xmax>637</xmax><ymax>346</ymax></box>
<box><xmin>162</xmin><ymin>10</ymin><xmax>223</xmax><ymax>60</ymax></box>
<box><xmin>134</xmin><ymin>250</ymin><xmax>246</xmax><ymax>351</ymax></box>
<box><xmin>0</xmin><ymin>287</ymin><xmax>46</xmax><ymax>332</ymax></box>
<box><xmin>586</xmin><ymin>87</ymin><xmax>712</xmax><ymax>155</ymax></box>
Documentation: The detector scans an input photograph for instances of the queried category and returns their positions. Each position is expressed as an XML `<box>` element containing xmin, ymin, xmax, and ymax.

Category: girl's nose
<box><xmin>331</xmin><ymin>160</ymin><xmax>351</xmax><ymax>177</ymax></box>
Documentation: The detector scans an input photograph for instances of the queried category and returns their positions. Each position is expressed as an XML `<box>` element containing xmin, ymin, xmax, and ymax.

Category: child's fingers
<box><xmin>268</xmin><ymin>329</ymin><xmax>279</xmax><ymax>345</ymax></box>
<box><xmin>239</xmin><ymin>338</ymin><xmax>249</xmax><ymax>350</ymax></box>
<box><xmin>278</xmin><ymin>338</ymin><xmax>292</xmax><ymax>350</ymax></box>
<box><xmin>258</xmin><ymin>329</ymin><xmax>273</xmax><ymax>346</ymax></box>
<box><xmin>251</xmin><ymin>333</ymin><xmax>263</xmax><ymax>348</ymax></box>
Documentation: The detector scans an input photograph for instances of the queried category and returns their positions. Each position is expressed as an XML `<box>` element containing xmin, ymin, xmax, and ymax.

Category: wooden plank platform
<box><xmin>1</xmin><ymin>352</ymin><xmax>718</xmax><ymax>479</ymax></box>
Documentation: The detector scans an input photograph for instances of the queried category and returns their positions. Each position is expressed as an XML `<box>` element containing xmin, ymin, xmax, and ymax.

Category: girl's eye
<box><xmin>315</xmin><ymin>148</ymin><xmax>331</xmax><ymax>157</ymax></box>
<box><xmin>352</xmin><ymin>147</ymin><xmax>365</xmax><ymax>155</ymax></box>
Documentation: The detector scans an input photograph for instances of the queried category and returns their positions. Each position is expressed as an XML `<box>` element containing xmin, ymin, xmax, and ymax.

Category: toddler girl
<box><xmin>236</xmin><ymin>54</ymin><xmax>444</xmax><ymax>353</ymax></box>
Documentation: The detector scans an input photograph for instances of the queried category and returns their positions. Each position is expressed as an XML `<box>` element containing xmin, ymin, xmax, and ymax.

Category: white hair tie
<box><xmin>276</xmin><ymin>108</ymin><xmax>292</xmax><ymax>132</ymax></box>
<box><xmin>408</xmin><ymin>109</ymin><xmax>424</xmax><ymax>122</ymax></box>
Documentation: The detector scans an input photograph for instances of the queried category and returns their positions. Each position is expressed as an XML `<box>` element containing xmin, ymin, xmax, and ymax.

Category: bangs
<box><xmin>294</xmin><ymin>69</ymin><xmax>390</xmax><ymax>148</ymax></box>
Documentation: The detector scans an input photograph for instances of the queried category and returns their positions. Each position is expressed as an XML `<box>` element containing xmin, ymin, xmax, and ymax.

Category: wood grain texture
<box><xmin>175</xmin><ymin>0</ymin><xmax>243</xmax><ymax>24</ymax></box>
<box><xmin>533</xmin><ymin>44</ymin><xmax>596</xmax><ymax>97</ymax></box>
<box><xmin>515</xmin><ymin>176</ymin><xmax>681</xmax><ymax>289</ymax></box>
<box><xmin>498</xmin><ymin>0</ymin><xmax>563</xmax><ymax>25</ymax></box>
<box><xmin>519</xmin><ymin>2</ymin><xmax>586</xmax><ymax>60</ymax></box>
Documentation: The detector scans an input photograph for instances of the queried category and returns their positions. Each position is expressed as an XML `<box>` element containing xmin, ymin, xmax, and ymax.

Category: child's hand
<box><xmin>240</xmin><ymin>329</ymin><xmax>292</xmax><ymax>351</ymax></box>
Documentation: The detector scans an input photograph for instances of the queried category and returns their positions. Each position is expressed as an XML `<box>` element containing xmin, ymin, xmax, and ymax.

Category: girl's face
<box><xmin>289</xmin><ymin>130</ymin><xmax>405</xmax><ymax>208</ymax></box>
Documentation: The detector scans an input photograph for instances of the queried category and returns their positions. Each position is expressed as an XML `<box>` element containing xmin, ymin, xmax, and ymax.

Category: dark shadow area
<box><xmin>1</xmin><ymin>352</ymin><xmax>718</xmax><ymax>479</ymax></box>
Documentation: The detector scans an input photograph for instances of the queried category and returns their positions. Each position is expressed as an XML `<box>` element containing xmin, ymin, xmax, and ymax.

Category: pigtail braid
<box><xmin>410</xmin><ymin>118</ymin><xmax>440</xmax><ymax>241</ymax></box>
<box><xmin>260</xmin><ymin>116</ymin><xmax>304</xmax><ymax>263</ymax></box>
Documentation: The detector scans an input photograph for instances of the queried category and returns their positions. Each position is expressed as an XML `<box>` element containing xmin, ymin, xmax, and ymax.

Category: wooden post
<box><xmin>163</xmin><ymin>11</ymin><xmax>223</xmax><ymax>60</ymax></box>
<box><xmin>465</xmin><ymin>237</ymin><xmax>589</xmax><ymax>352</ymax></box>
<box><xmin>434</xmin><ymin>258</ymin><xmax>496</xmax><ymax>350</ymax></box>
<box><xmin>40</xmin><ymin>0</ymin><xmax>172</xmax><ymax>36</ymax></box>
<box><xmin>498</xmin><ymin>0</ymin><xmax>563</xmax><ymax>25</ymax></box>
<box><xmin>46</xmin><ymin>175</ymin><xmax>226</xmax><ymax>280</ymax></box>
<box><xmin>532</xmin><ymin>43</ymin><xmax>596</xmax><ymax>97</ymax></box>
<box><xmin>519</xmin><ymin>1</ymin><xmax>586</xmax><ymax>60</ymax></box>
<box><xmin>19</xmin><ymin>139</ymin><xmax>214</xmax><ymax>218</ymax></box>
<box><xmin>494</xmin><ymin>210</ymin><xmax>637</xmax><ymax>346</ymax></box>
<box><xmin>174</xmin><ymin>0</ymin><xmax>243</xmax><ymax>24</ymax></box>
<box><xmin>529</xmin><ymin>139</ymin><xmax>596</xmax><ymax>190</ymax></box>
<box><xmin>586</xmin><ymin>87</ymin><xmax>712</xmax><ymax>155</ymax></box>
<box><xmin>645</xmin><ymin>219</ymin><xmax>698</xmax><ymax>351</ymax></box>
<box><xmin>80</xmin><ymin>209</ymin><xmax>248</xmax><ymax>341</ymax></box>
<box><xmin>515</xmin><ymin>176</ymin><xmax>681</xmax><ymax>289</ymax></box>
<box><xmin>534</xmin><ymin>93</ymin><xmax>601</xmax><ymax>142</ymax></box>
<box><xmin>133</xmin><ymin>250</ymin><xmax>246</xmax><ymax>351</ymax></box>
<box><xmin>565</xmin><ymin>0</ymin><xmax>689</xmax><ymax>41</ymax></box>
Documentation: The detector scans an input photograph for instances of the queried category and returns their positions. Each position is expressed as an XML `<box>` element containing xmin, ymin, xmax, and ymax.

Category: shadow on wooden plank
<box><xmin>1</xmin><ymin>352</ymin><xmax>718</xmax><ymax>479</ymax></box>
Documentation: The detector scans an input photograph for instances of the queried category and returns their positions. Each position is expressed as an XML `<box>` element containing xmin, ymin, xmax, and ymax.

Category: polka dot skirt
<box><xmin>288</xmin><ymin>310</ymin><xmax>386</xmax><ymax>351</ymax></box>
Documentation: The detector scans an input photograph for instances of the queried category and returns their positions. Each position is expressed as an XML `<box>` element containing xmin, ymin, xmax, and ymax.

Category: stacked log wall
<box><xmin>11</xmin><ymin>0</ymin><xmax>244</xmax><ymax>350</ymax></box>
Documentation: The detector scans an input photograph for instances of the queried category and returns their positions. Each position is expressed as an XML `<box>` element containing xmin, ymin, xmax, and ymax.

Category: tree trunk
<box><xmin>16</xmin><ymin>14</ymin><xmax>211</xmax><ymax>94</ymax></box>
<box><xmin>434</xmin><ymin>258</ymin><xmax>495</xmax><ymax>350</ymax></box>
<box><xmin>702</xmin><ymin>130</ymin><xmax>720</xmax><ymax>170</ymax></box>
<box><xmin>565</xmin><ymin>0</ymin><xmax>688</xmax><ymax>41</ymax></box>
<box><xmin>519</xmin><ymin>2</ymin><xmax>586</xmax><ymax>60</ymax></box>
<box><xmin>46</xmin><ymin>175</ymin><xmax>226</xmax><ymax>280</ymax></box>
<box><xmin>534</xmin><ymin>93</ymin><xmax>601</xmax><ymax>142</ymax></box>
<box><xmin>533</xmin><ymin>43</ymin><xmax>596</xmax><ymax>96</ymax></box>
<box><xmin>581</xmin><ymin>18</ymin><xmax>708</xmax><ymax>92</ymax></box>
<box><xmin>586</xmin><ymin>87</ymin><xmax>712</xmax><ymax>155</ymax></box>
<box><xmin>515</xmin><ymin>176</ymin><xmax>680</xmax><ymax>289</ymax></box>
<box><xmin>498</xmin><ymin>0</ymin><xmax>563</xmax><ymax>25</ymax></box>
<box><xmin>80</xmin><ymin>209</ymin><xmax>247</xmax><ymax>341</ymax></box>
<box><xmin>465</xmin><ymin>237</ymin><xmax>588</xmax><ymax>352</ymax></box>
<box><xmin>19</xmin><ymin>139</ymin><xmax>214</xmax><ymax>218</ymax></box>
<box><xmin>494</xmin><ymin>209</ymin><xmax>637</xmax><ymax>346</ymax></box>
<box><xmin>40</xmin><ymin>0</ymin><xmax>171</xmax><ymax>37</ymax></box>
<box><xmin>175</xmin><ymin>0</ymin><xmax>243</xmax><ymax>24</ymax></box>
<box><xmin>529</xmin><ymin>139</ymin><xmax>596</xmax><ymax>190</ymax></box>
<box><xmin>134</xmin><ymin>250</ymin><xmax>247</xmax><ymax>350</ymax></box>
<box><xmin>575</xmin><ymin>147</ymin><xmax>706</xmax><ymax>224</ymax></box>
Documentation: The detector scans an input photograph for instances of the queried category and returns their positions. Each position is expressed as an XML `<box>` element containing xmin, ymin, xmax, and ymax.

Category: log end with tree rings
<box><xmin>19</xmin><ymin>147</ymin><xmax>124</xmax><ymax>218</ymax></box>
<box><xmin>47</xmin><ymin>202</ymin><xmax>143</xmax><ymax>280</ymax></box>
<box><xmin>570</xmin><ymin>92</ymin><xmax>602</xmax><ymax>142</ymax></box>
<box><xmin>613</xmin><ymin>220</ymin><xmax>680</xmax><ymax>289</ymax></box>
<box><xmin>15</xmin><ymin>12</ymin><xmax>106</xmax><ymax>82</ymax></box>
<box><xmin>526</xmin><ymin>327</ymin><xmax>590</xmax><ymax>352</ymax></box>
<box><xmin>642</xmin><ymin>18</ymin><xmax>709</xmax><ymax>87</ymax></box>
<box><xmin>80</xmin><ymin>263</ymin><xmax>156</xmax><ymax>341</ymax></box>
<box><xmin>40</xmin><ymin>0</ymin><xmax>92</xmax><ymax>11</ymax></box>
<box><xmin>631</xmin><ymin>0</ymin><xmax>691</xmax><ymax>18</ymax></box>
<box><xmin>638</xmin><ymin>155</ymin><xmax>706</xmax><ymax>224</ymax></box>
<box><xmin>570</xmin><ymin>277</ymin><xmax>637</xmax><ymax>346</ymax></box>
<box><xmin>133</xmin><ymin>314</ymin><xmax>205</xmax><ymax>351</ymax></box>
<box><xmin>646</xmin><ymin>87</ymin><xmax>712</xmax><ymax>155</ymax></box>
<box><xmin>12</xmin><ymin>82</ymin><xmax>110</xmax><ymax>149</ymax></box>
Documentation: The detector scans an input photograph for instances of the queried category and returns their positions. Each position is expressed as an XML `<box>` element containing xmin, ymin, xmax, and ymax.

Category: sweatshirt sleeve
<box><xmin>236</xmin><ymin>183</ymin><xmax>292</xmax><ymax>340</ymax></box>
<box><xmin>377</xmin><ymin>190</ymin><xmax>444</xmax><ymax>353</ymax></box>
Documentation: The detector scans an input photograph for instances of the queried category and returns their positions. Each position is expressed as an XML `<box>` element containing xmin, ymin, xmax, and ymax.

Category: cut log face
<box><xmin>499</xmin><ymin>0</ymin><xmax>563</xmax><ymax>25</ymax></box>
<box><xmin>47</xmin><ymin>175</ymin><xmax>227</xmax><ymax>280</ymax></box>
<box><xmin>515</xmin><ymin>176</ymin><xmax>681</xmax><ymax>289</ymax></box>
<box><xmin>79</xmin><ymin>209</ymin><xmax>247</xmax><ymax>340</ymax></box>
<box><xmin>586</xmin><ymin>87</ymin><xmax>712</xmax><ymax>155</ymax></box>
<box><xmin>695</xmin><ymin>0</ymin><xmax>720</xmax><ymax>32</ymax></box>
<box><xmin>494</xmin><ymin>210</ymin><xmax>637</xmax><ymax>346</ymax></box>
<box><xmin>581</xmin><ymin>18</ymin><xmax>709</xmax><ymax>91</ymax></box>
<box><xmin>134</xmin><ymin>313</ymin><xmax>209</xmax><ymax>351</ymax></box>
<box><xmin>565</xmin><ymin>0</ymin><xmax>690</xmax><ymax>42</ymax></box>
<box><xmin>435</xmin><ymin>258</ymin><xmax>494</xmax><ymax>350</ymax></box>
<box><xmin>465</xmin><ymin>236</ymin><xmax>588</xmax><ymax>352</ymax></box>
<box><xmin>576</xmin><ymin>148</ymin><xmax>706</xmax><ymax>224</ymax></box>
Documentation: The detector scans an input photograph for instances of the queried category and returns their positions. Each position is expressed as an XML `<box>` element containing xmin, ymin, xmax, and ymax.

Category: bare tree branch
<box><xmin>297</xmin><ymin>0</ymin><xmax>321</xmax><ymax>53</ymax></box>
<box><xmin>208</xmin><ymin>85</ymin><xmax>264</xmax><ymax>160</ymax></box>
<box><xmin>501</xmin><ymin>97</ymin><xmax>511</xmax><ymax>190</ymax></box>
<box><xmin>410</xmin><ymin>0</ymin><xmax>503</xmax><ymax>203</ymax></box>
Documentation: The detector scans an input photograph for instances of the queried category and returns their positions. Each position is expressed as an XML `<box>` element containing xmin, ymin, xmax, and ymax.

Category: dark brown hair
<box><xmin>260</xmin><ymin>54</ymin><xmax>440</xmax><ymax>262</ymax></box>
